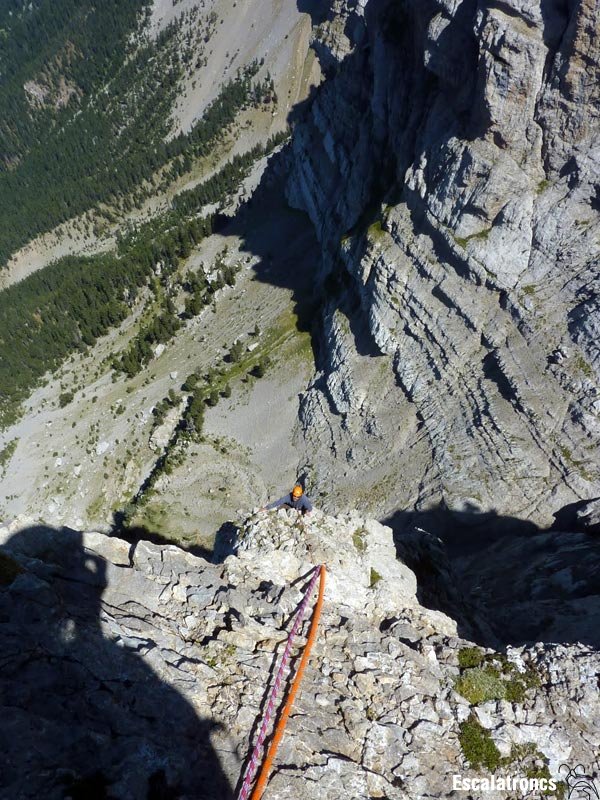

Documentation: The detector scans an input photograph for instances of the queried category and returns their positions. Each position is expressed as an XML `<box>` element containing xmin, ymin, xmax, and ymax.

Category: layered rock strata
<box><xmin>287</xmin><ymin>0</ymin><xmax>600</xmax><ymax>526</ymax></box>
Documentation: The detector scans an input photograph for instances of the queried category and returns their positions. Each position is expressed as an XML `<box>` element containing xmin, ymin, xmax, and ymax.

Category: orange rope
<box><xmin>249</xmin><ymin>564</ymin><xmax>327</xmax><ymax>800</ymax></box>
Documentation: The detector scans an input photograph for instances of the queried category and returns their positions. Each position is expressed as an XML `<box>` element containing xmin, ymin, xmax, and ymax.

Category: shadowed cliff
<box><xmin>386</xmin><ymin>502</ymin><xmax>600</xmax><ymax>650</ymax></box>
<box><xmin>0</xmin><ymin>525</ymin><xmax>233</xmax><ymax>800</ymax></box>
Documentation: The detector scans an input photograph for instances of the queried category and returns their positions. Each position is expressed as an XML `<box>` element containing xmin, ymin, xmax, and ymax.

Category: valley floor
<box><xmin>0</xmin><ymin>177</ymin><xmax>319</xmax><ymax>550</ymax></box>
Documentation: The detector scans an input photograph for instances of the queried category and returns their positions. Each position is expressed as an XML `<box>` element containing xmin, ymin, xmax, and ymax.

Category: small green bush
<box><xmin>352</xmin><ymin>529</ymin><xmax>366</xmax><ymax>553</ymax></box>
<box><xmin>455</xmin><ymin>651</ymin><xmax>541</xmax><ymax>705</ymax></box>
<box><xmin>369</xmin><ymin>568</ymin><xmax>382</xmax><ymax>587</ymax></box>
<box><xmin>459</xmin><ymin>717</ymin><xmax>502</xmax><ymax>771</ymax></box>
<box><xmin>575</xmin><ymin>354</ymin><xmax>593</xmax><ymax>378</ymax></box>
<box><xmin>251</xmin><ymin>357</ymin><xmax>270</xmax><ymax>378</ymax></box>
<box><xmin>504</xmin><ymin>667</ymin><xmax>541</xmax><ymax>702</ymax></box>
<box><xmin>206</xmin><ymin>389</ymin><xmax>220</xmax><ymax>407</ymax></box>
<box><xmin>458</xmin><ymin>647</ymin><xmax>484</xmax><ymax>669</ymax></box>
<box><xmin>0</xmin><ymin>438</ymin><xmax>18</xmax><ymax>475</ymax></box>
<box><xmin>455</xmin><ymin>227</ymin><xmax>491</xmax><ymax>248</ymax></box>
<box><xmin>536</xmin><ymin>179</ymin><xmax>550</xmax><ymax>194</ymax></box>
<box><xmin>183</xmin><ymin>373</ymin><xmax>199</xmax><ymax>392</ymax></box>
<box><xmin>229</xmin><ymin>340</ymin><xmax>244</xmax><ymax>363</ymax></box>
<box><xmin>368</xmin><ymin>219</ymin><xmax>385</xmax><ymax>238</ymax></box>
<box><xmin>455</xmin><ymin>667</ymin><xmax>507</xmax><ymax>705</ymax></box>
<box><xmin>59</xmin><ymin>391</ymin><xmax>74</xmax><ymax>408</ymax></box>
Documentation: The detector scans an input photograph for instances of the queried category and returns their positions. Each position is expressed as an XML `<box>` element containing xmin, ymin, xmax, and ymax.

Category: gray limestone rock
<box><xmin>576</xmin><ymin>497</ymin><xmax>600</xmax><ymax>534</ymax></box>
<box><xmin>285</xmin><ymin>0</ymin><xmax>600</xmax><ymax>529</ymax></box>
<box><xmin>1</xmin><ymin>514</ymin><xmax>598</xmax><ymax>799</ymax></box>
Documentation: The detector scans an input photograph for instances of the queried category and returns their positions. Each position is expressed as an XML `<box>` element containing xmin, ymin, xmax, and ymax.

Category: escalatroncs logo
<box><xmin>560</xmin><ymin>764</ymin><xmax>599</xmax><ymax>800</ymax></box>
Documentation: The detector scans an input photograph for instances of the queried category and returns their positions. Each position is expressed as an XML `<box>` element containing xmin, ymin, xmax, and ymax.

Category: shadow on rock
<box><xmin>385</xmin><ymin>503</ymin><xmax>600</xmax><ymax>650</ymax></box>
<box><xmin>0</xmin><ymin>524</ymin><xmax>233</xmax><ymax>800</ymax></box>
<box><xmin>218</xmin><ymin>143</ymin><xmax>322</xmax><ymax>366</ymax></box>
<box><xmin>296</xmin><ymin>0</ymin><xmax>330</xmax><ymax>26</ymax></box>
<box><xmin>111</xmin><ymin>511</ymin><xmax>214</xmax><ymax>562</ymax></box>
<box><xmin>212</xmin><ymin>521</ymin><xmax>240</xmax><ymax>564</ymax></box>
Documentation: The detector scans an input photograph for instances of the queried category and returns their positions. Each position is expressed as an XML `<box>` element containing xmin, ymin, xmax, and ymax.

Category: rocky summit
<box><xmin>1</xmin><ymin>512</ymin><xmax>598</xmax><ymax>799</ymax></box>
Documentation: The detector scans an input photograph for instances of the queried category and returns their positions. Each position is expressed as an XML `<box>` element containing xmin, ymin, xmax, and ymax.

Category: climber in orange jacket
<box><xmin>261</xmin><ymin>484</ymin><xmax>314</xmax><ymax>516</ymax></box>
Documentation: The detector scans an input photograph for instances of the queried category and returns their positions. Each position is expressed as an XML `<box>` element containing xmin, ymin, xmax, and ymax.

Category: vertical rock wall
<box><xmin>287</xmin><ymin>0</ymin><xmax>600</xmax><ymax>524</ymax></box>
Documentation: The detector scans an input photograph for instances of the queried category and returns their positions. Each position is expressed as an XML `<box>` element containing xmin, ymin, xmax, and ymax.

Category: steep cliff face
<box><xmin>1</xmin><ymin>514</ymin><xmax>598</xmax><ymax>799</ymax></box>
<box><xmin>287</xmin><ymin>0</ymin><xmax>600</xmax><ymax>525</ymax></box>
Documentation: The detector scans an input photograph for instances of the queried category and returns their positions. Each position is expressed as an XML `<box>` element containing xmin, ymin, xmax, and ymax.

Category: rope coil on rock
<box><xmin>237</xmin><ymin>563</ymin><xmax>326</xmax><ymax>800</ymax></box>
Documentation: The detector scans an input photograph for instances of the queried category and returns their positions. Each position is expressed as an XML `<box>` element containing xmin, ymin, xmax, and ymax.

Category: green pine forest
<box><xmin>0</xmin><ymin>0</ymin><xmax>274</xmax><ymax>265</ymax></box>
<box><xmin>0</xmin><ymin>131</ymin><xmax>287</xmax><ymax>428</ymax></box>
<box><xmin>0</xmin><ymin>0</ymin><xmax>288</xmax><ymax>427</ymax></box>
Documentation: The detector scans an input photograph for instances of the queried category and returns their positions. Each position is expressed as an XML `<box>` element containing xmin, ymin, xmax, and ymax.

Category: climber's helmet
<box><xmin>291</xmin><ymin>484</ymin><xmax>303</xmax><ymax>500</ymax></box>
